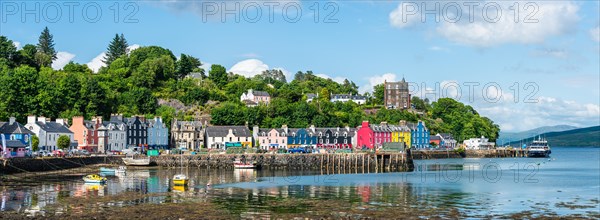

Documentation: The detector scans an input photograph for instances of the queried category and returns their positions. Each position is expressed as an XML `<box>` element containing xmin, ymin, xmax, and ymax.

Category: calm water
<box><xmin>1</xmin><ymin>147</ymin><xmax>599</xmax><ymax>217</ymax></box>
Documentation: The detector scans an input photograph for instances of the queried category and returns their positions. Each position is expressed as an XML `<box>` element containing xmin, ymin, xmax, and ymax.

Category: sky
<box><xmin>1</xmin><ymin>0</ymin><xmax>599</xmax><ymax>132</ymax></box>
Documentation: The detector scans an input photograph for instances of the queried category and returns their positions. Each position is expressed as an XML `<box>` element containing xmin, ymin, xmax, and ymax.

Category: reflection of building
<box><xmin>25</xmin><ymin>116</ymin><xmax>74</xmax><ymax>151</ymax></box>
<box><xmin>171</xmin><ymin>119</ymin><xmax>204</xmax><ymax>150</ymax></box>
<box><xmin>205</xmin><ymin>126</ymin><xmax>252</xmax><ymax>149</ymax></box>
<box><xmin>463</xmin><ymin>136</ymin><xmax>495</xmax><ymax>149</ymax></box>
<box><xmin>384</xmin><ymin>78</ymin><xmax>411</xmax><ymax>109</ymax></box>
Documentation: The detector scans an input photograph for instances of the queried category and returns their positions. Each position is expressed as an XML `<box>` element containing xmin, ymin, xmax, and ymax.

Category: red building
<box><xmin>356</xmin><ymin>121</ymin><xmax>392</xmax><ymax>149</ymax></box>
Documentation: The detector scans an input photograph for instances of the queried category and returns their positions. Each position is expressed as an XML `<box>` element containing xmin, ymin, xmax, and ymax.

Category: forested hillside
<box><xmin>0</xmin><ymin>29</ymin><xmax>500</xmax><ymax>142</ymax></box>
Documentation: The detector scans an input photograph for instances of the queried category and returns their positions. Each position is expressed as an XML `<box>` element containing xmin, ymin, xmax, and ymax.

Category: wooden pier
<box><xmin>151</xmin><ymin>153</ymin><xmax>414</xmax><ymax>172</ymax></box>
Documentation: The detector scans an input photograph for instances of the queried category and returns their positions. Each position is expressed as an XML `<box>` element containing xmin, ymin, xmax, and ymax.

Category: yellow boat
<box><xmin>83</xmin><ymin>174</ymin><xmax>107</xmax><ymax>184</ymax></box>
<box><xmin>173</xmin><ymin>174</ymin><xmax>189</xmax><ymax>186</ymax></box>
<box><xmin>172</xmin><ymin>185</ymin><xmax>187</xmax><ymax>192</ymax></box>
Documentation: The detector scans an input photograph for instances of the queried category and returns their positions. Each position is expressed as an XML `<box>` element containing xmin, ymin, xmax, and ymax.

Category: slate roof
<box><xmin>430</xmin><ymin>135</ymin><xmax>442</xmax><ymax>141</ymax></box>
<box><xmin>306</xmin><ymin>93</ymin><xmax>317</xmax><ymax>99</ymax></box>
<box><xmin>3</xmin><ymin>140</ymin><xmax>26</xmax><ymax>148</ymax></box>
<box><xmin>148</xmin><ymin>118</ymin><xmax>166</xmax><ymax>128</ymax></box>
<box><xmin>251</xmin><ymin>90</ymin><xmax>270</xmax><ymax>96</ymax></box>
<box><xmin>439</xmin><ymin>133</ymin><xmax>454</xmax><ymax>140</ymax></box>
<box><xmin>331</xmin><ymin>94</ymin><xmax>367</xmax><ymax>100</ymax></box>
<box><xmin>36</xmin><ymin>122</ymin><xmax>73</xmax><ymax>133</ymax></box>
<box><xmin>257</xmin><ymin>128</ymin><xmax>286</xmax><ymax>136</ymax></box>
<box><xmin>0</xmin><ymin>122</ymin><xmax>34</xmax><ymax>134</ymax></box>
<box><xmin>206</xmin><ymin>126</ymin><xmax>251</xmax><ymax>137</ymax></box>
<box><xmin>173</xmin><ymin>121</ymin><xmax>203</xmax><ymax>131</ymax></box>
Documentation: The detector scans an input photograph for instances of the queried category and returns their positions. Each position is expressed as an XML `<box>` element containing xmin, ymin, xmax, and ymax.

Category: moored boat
<box><xmin>122</xmin><ymin>156</ymin><xmax>151</xmax><ymax>166</ymax></box>
<box><xmin>526</xmin><ymin>137</ymin><xmax>551</xmax><ymax>158</ymax></box>
<box><xmin>100</xmin><ymin>167</ymin><xmax>116</xmax><ymax>173</ymax></box>
<box><xmin>115</xmin><ymin>166</ymin><xmax>127</xmax><ymax>173</ymax></box>
<box><xmin>83</xmin><ymin>174</ymin><xmax>108</xmax><ymax>184</ymax></box>
<box><xmin>173</xmin><ymin>174</ymin><xmax>189</xmax><ymax>186</ymax></box>
<box><xmin>234</xmin><ymin>159</ymin><xmax>257</xmax><ymax>169</ymax></box>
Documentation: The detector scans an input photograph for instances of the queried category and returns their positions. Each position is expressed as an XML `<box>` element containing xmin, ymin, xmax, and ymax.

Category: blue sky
<box><xmin>1</xmin><ymin>0</ymin><xmax>599</xmax><ymax>132</ymax></box>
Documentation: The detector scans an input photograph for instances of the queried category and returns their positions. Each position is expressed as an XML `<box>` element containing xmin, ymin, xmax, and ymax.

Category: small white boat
<box><xmin>122</xmin><ymin>156</ymin><xmax>151</xmax><ymax>166</ymax></box>
<box><xmin>234</xmin><ymin>159</ymin><xmax>257</xmax><ymax>169</ymax></box>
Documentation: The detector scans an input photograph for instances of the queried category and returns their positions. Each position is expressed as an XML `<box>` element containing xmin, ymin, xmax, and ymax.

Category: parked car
<box><xmin>52</xmin><ymin>149</ymin><xmax>66</xmax><ymax>157</ymax></box>
<box><xmin>69</xmin><ymin>149</ymin><xmax>91</xmax><ymax>156</ymax></box>
<box><xmin>35</xmin><ymin>150</ymin><xmax>53</xmax><ymax>157</ymax></box>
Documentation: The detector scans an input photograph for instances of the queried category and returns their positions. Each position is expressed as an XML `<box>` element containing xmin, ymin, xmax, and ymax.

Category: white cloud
<box><xmin>13</xmin><ymin>41</ymin><xmax>21</xmax><ymax>49</ymax></box>
<box><xmin>359</xmin><ymin>73</ymin><xmax>397</xmax><ymax>94</ymax></box>
<box><xmin>428</xmin><ymin>46</ymin><xmax>449</xmax><ymax>52</ymax></box>
<box><xmin>86</xmin><ymin>52</ymin><xmax>106</xmax><ymax>73</ymax></box>
<box><xmin>591</xmin><ymin>26</ymin><xmax>600</xmax><ymax>42</ymax></box>
<box><xmin>229</xmin><ymin>59</ymin><xmax>269</xmax><ymax>77</ymax></box>
<box><xmin>86</xmin><ymin>44</ymin><xmax>141</xmax><ymax>73</ymax></box>
<box><xmin>316</xmin><ymin>74</ymin><xmax>346</xmax><ymax>84</ymax></box>
<box><xmin>51</xmin><ymin>52</ymin><xmax>76</xmax><ymax>70</ymax></box>
<box><xmin>478</xmin><ymin>97</ymin><xmax>599</xmax><ymax>132</ymax></box>
<box><xmin>391</xmin><ymin>1</ymin><xmax>580</xmax><ymax>47</ymax></box>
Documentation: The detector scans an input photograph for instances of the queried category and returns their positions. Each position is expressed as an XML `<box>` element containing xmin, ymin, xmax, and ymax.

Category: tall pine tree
<box><xmin>104</xmin><ymin>33</ymin><xmax>129</xmax><ymax>65</ymax></box>
<box><xmin>36</xmin><ymin>27</ymin><xmax>57</xmax><ymax>67</ymax></box>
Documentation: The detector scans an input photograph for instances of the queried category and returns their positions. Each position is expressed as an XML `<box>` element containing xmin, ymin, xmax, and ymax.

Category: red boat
<box><xmin>233</xmin><ymin>159</ymin><xmax>257</xmax><ymax>169</ymax></box>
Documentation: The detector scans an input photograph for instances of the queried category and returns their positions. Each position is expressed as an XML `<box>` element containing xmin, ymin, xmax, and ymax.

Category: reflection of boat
<box><xmin>234</xmin><ymin>168</ymin><xmax>256</xmax><ymax>182</ymax></box>
<box><xmin>100</xmin><ymin>167</ymin><xmax>116</xmax><ymax>173</ymax></box>
<box><xmin>173</xmin><ymin>174</ymin><xmax>189</xmax><ymax>186</ymax></box>
<box><xmin>84</xmin><ymin>183</ymin><xmax>104</xmax><ymax>191</ymax></box>
<box><xmin>122</xmin><ymin>156</ymin><xmax>151</xmax><ymax>166</ymax></box>
<box><xmin>115</xmin><ymin>166</ymin><xmax>127</xmax><ymax>173</ymax></box>
<box><xmin>527</xmin><ymin>137</ymin><xmax>551</xmax><ymax>158</ymax></box>
<box><xmin>172</xmin><ymin>185</ymin><xmax>187</xmax><ymax>192</ymax></box>
<box><xmin>83</xmin><ymin>174</ymin><xmax>107</xmax><ymax>184</ymax></box>
<box><xmin>234</xmin><ymin>159</ymin><xmax>257</xmax><ymax>169</ymax></box>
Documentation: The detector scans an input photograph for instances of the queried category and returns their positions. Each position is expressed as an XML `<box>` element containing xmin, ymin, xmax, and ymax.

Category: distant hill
<box><xmin>497</xmin><ymin>125</ymin><xmax>579</xmax><ymax>144</ymax></box>
<box><xmin>505</xmin><ymin>126</ymin><xmax>600</xmax><ymax>147</ymax></box>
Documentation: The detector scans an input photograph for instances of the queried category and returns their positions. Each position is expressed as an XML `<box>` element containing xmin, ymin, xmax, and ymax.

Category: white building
<box><xmin>240</xmin><ymin>89</ymin><xmax>271</xmax><ymax>106</ymax></box>
<box><xmin>205</xmin><ymin>126</ymin><xmax>252</xmax><ymax>149</ymax></box>
<box><xmin>330</xmin><ymin>94</ymin><xmax>367</xmax><ymax>105</ymax></box>
<box><xmin>25</xmin><ymin>116</ymin><xmax>75</xmax><ymax>151</ymax></box>
<box><xmin>463</xmin><ymin>136</ymin><xmax>495</xmax><ymax>150</ymax></box>
<box><xmin>98</xmin><ymin>120</ymin><xmax>127</xmax><ymax>153</ymax></box>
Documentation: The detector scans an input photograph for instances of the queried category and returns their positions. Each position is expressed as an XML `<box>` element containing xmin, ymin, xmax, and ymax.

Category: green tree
<box><xmin>104</xmin><ymin>33</ymin><xmax>129</xmax><ymax>65</ymax></box>
<box><xmin>373</xmin><ymin>84</ymin><xmax>384</xmax><ymax>105</ymax></box>
<box><xmin>57</xmin><ymin>135</ymin><xmax>71</xmax><ymax>150</ymax></box>
<box><xmin>36</xmin><ymin>27</ymin><xmax>57</xmax><ymax>67</ymax></box>
<box><xmin>17</xmin><ymin>44</ymin><xmax>38</xmax><ymax>68</ymax></box>
<box><xmin>0</xmin><ymin>36</ymin><xmax>18</xmax><ymax>66</ymax></box>
<box><xmin>31</xmin><ymin>135</ymin><xmax>39</xmax><ymax>151</ymax></box>
<box><xmin>176</xmin><ymin>54</ymin><xmax>202</xmax><ymax>79</ymax></box>
<box><xmin>208</xmin><ymin>64</ymin><xmax>228</xmax><ymax>87</ymax></box>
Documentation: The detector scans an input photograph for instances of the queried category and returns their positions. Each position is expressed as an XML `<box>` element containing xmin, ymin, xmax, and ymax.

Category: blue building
<box><xmin>408</xmin><ymin>120</ymin><xmax>430</xmax><ymax>149</ymax></box>
<box><xmin>147</xmin><ymin>116</ymin><xmax>168</xmax><ymax>149</ymax></box>
<box><xmin>287</xmin><ymin>128</ymin><xmax>317</xmax><ymax>147</ymax></box>
<box><xmin>0</xmin><ymin>117</ymin><xmax>34</xmax><ymax>157</ymax></box>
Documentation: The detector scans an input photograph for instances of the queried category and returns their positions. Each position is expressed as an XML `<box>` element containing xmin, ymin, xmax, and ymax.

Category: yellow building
<box><xmin>397</xmin><ymin>121</ymin><xmax>412</xmax><ymax>148</ymax></box>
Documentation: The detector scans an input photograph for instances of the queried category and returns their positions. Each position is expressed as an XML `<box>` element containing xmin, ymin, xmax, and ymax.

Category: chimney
<box><xmin>56</xmin><ymin>118</ymin><xmax>65</xmax><ymax>126</ymax></box>
<box><xmin>9</xmin><ymin>117</ymin><xmax>16</xmax><ymax>125</ymax></box>
<box><xmin>92</xmin><ymin>116</ymin><xmax>103</xmax><ymax>124</ymax></box>
<box><xmin>399</xmin><ymin>120</ymin><xmax>406</xmax><ymax>126</ymax></box>
<box><xmin>309</xmin><ymin>125</ymin><xmax>315</xmax><ymax>133</ymax></box>
<box><xmin>110</xmin><ymin>114</ymin><xmax>123</xmax><ymax>122</ymax></box>
<box><xmin>72</xmin><ymin>116</ymin><xmax>84</xmax><ymax>125</ymax></box>
<box><xmin>27</xmin><ymin>116</ymin><xmax>36</xmax><ymax>124</ymax></box>
<box><xmin>361</xmin><ymin>121</ymin><xmax>370</xmax><ymax>128</ymax></box>
<box><xmin>37</xmin><ymin>116</ymin><xmax>47</xmax><ymax>124</ymax></box>
<box><xmin>253</xmin><ymin>125</ymin><xmax>259</xmax><ymax>135</ymax></box>
<box><xmin>282</xmin><ymin>124</ymin><xmax>288</xmax><ymax>133</ymax></box>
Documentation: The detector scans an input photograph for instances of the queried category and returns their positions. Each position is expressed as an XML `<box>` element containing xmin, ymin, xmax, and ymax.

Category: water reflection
<box><xmin>1</xmin><ymin>148</ymin><xmax>598</xmax><ymax>218</ymax></box>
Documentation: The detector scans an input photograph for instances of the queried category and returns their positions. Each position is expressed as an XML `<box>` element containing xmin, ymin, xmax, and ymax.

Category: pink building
<box><xmin>253</xmin><ymin>125</ymin><xmax>288</xmax><ymax>150</ymax></box>
<box><xmin>356</xmin><ymin>121</ymin><xmax>392</xmax><ymax>149</ymax></box>
<box><xmin>70</xmin><ymin>116</ymin><xmax>103</xmax><ymax>152</ymax></box>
